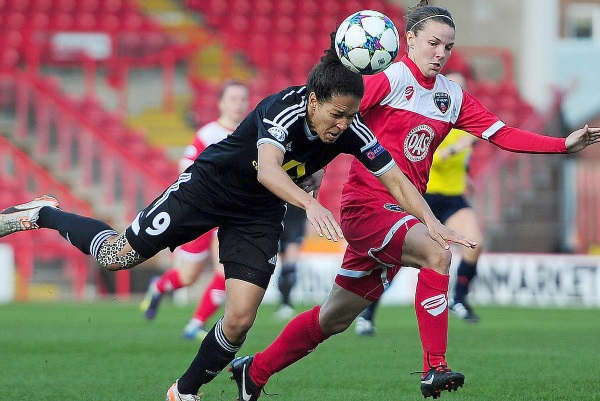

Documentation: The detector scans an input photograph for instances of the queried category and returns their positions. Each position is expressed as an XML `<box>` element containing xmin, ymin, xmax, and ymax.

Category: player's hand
<box><xmin>427</xmin><ymin>221</ymin><xmax>478</xmax><ymax>250</ymax></box>
<box><xmin>304</xmin><ymin>198</ymin><xmax>344</xmax><ymax>242</ymax></box>
<box><xmin>297</xmin><ymin>169</ymin><xmax>325</xmax><ymax>199</ymax></box>
<box><xmin>565</xmin><ymin>124</ymin><xmax>600</xmax><ymax>153</ymax></box>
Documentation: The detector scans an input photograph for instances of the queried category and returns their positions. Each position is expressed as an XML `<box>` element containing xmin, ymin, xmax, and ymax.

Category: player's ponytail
<box><xmin>306</xmin><ymin>31</ymin><xmax>364</xmax><ymax>102</ymax></box>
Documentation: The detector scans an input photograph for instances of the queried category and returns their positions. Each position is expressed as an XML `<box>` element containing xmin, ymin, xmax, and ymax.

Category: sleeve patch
<box><xmin>366</xmin><ymin>143</ymin><xmax>386</xmax><ymax>160</ymax></box>
<box><xmin>268</xmin><ymin>126</ymin><xmax>287</xmax><ymax>142</ymax></box>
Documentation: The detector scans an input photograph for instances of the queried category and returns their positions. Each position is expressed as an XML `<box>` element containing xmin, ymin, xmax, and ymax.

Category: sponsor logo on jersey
<box><xmin>433</xmin><ymin>92</ymin><xmax>451</xmax><ymax>114</ymax></box>
<box><xmin>384</xmin><ymin>203</ymin><xmax>405</xmax><ymax>213</ymax></box>
<box><xmin>366</xmin><ymin>143</ymin><xmax>385</xmax><ymax>160</ymax></box>
<box><xmin>405</xmin><ymin>86</ymin><xmax>414</xmax><ymax>100</ymax></box>
<box><xmin>421</xmin><ymin>294</ymin><xmax>447</xmax><ymax>316</ymax></box>
<box><xmin>285</xmin><ymin>142</ymin><xmax>293</xmax><ymax>152</ymax></box>
<box><xmin>268</xmin><ymin>126</ymin><xmax>287</xmax><ymax>142</ymax></box>
<box><xmin>268</xmin><ymin>255</ymin><xmax>277</xmax><ymax>265</ymax></box>
<box><xmin>404</xmin><ymin>124</ymin><xmax>435</xmax><ymax>162</ymax></box>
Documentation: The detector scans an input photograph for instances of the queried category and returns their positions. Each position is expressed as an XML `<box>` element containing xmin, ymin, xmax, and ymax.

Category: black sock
<box><xmin>359</xmin><ymin>298</ymin><xmax>381</xmax><ymax>322</ymax></box>
<box><xmin>37</xmin><ymin>206</ymin><xmax>116</xmax><ymax>255</ymax></box>
<box><xmin>178</xmin><ymin>318</ymin><xmax>242</xmax><ymax>395</ymax></box>
<box><xmin>453</xmin><ymin>259</ymin><xmax>478</xmax><ymax>303</ymax></box>
<box><xmin>278</xmin><ymin>262</ymin><xmax>297</xmax><ymax>307</ymax></box>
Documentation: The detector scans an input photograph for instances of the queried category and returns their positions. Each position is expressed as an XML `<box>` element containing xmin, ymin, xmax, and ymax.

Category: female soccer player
<box><xmin>0</xmin><ymin>30</ymin><xmax>475</xmax><ymax>400</ymax></box>
<box><xmin>354</xmin><ymin>71</ymin><xmax>482</xmax><ymax>336</ymax></box>
<box><xmin>229</xmin><ymin>1</ymin><xmax>600</xmax><ymax>400</ymax></box>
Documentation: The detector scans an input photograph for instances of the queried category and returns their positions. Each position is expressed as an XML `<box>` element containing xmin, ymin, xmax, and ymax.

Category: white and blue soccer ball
<box><xmin>335</xmin><ymin>10</ymin><xmax>400</xmax><ymax>75</ymax></box>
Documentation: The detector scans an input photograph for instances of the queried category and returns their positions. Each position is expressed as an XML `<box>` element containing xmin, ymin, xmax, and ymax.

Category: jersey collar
<box><xmin>303</xmin><ymin>119</ymin><xmax>319</xmax><ymax>141</ymax></box>
<box><xmin>401</xmin><ymin>54</ymin><xmax>436</xmax><ymax>90</ymax></box>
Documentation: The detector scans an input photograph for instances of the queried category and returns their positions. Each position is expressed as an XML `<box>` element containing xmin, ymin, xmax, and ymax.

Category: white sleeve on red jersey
<box><xmin>454</xmin><ymin>90</ymin><xmax>505</xmax><ymax>140</ymax></box>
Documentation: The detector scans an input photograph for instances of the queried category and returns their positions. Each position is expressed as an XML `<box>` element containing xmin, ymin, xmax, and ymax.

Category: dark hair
<box><xmin>218</xmin><ymin>79</ymin><xmax>248</xmax><ymax>100</ymax></box>
<box><xmin>306</xmin><ymin>31</ymin><xmax>364</xmax><ymax>103</ymax></box>
<box><xmin>405</xmin><ymin>0</ymin><xmax>455</xmax><ymax>35</ymax></box>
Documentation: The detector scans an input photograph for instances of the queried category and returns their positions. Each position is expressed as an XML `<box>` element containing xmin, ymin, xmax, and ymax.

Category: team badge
<box><xmin>433</xmin><ymin>92</ymin><xmax>451</xmax><ymax>114</ymax></box>
<box><xmin>384</xmin><ymin>203</ymin><xmax>405</xmax><ymax>212</ymax></box>
<box><xmin>366</xmin><ymin>143</ymin><xmax>385</xmax><ymax>160</ymax></box>
<box><xmin>268</xmin><ymin>126</ymin><xmax>287</xmax><ymax>142</ymax></box>
<box><xmin>405</xmin><ymin>86</ymin><xmax>414</xmax><ymax>100</ymax></box>
<box><xmin>404</xmin><ymin>124</ymin><xmax>435</xmax><ymax>162</ymax></box>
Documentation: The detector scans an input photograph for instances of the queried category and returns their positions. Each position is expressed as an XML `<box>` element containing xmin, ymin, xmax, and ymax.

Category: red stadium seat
<box><xmin>98</xmin><ymin>13</ymin><xmax>120</xmax><ymax>32</ymax></box>
<box><xmin>74</xmin><ymin>13</ymin><xmax>97</xmax><ymax>31</ymax></box>
<box><xmin>252</xmin><ymin>0</ymin><xmax>273</xmax><ymax>16</ymax></box>
<box><xmin>31</xmin><ymin>0</ymin><xmax>53</xmax><ymax>13</ymax></box>
<box><xmin>6</xmin><ymin>12</ymin><xmax>26</xmax><ymax>31</ymax></box>
<box><xmin>102</xmin><ymin>0</ymin><xmax>124</xmax><ymax>13</ymax></box>
<box><xmin>77</xmin><ymin>0</ymin><xmax>99</xmax><ymax>13</ymax></box>
<box><xmin>55</xmin><ymin>0</ymin><xmax>76</xmax><ymax>13</ymax></box>
<box><xmin>49</xmin><ymin>12</ymin><xmax>74</xmax><ymax>31</ymax></box>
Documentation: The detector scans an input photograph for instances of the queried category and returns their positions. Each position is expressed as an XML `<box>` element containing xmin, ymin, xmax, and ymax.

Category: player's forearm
<box><xmin>257</xmin><ymin>163</ymin><xmax>315</xmax><ymax>210</ymax></box>
<box><xmin>489</xmin><ymin>127</ymin><xmax>567</xmax><ymax>153</ymax></box>
<box><xmin>378</xmin><ymin>167</ymin><xmax>437</xmax><ymax>225</ymax></box>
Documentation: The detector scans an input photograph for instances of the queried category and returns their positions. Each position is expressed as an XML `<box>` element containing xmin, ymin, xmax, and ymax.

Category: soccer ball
<box><xmin>335</xmin><ymin>10</ymin><xmax>400</xmax><ymax>75</ymax></box>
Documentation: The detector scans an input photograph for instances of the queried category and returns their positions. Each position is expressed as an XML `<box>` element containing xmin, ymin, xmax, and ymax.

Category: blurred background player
<box><xmin>354</xmin><ymin>70</ymin><xmax>482</xmax><ymax>336</ymax></box>
<box><xmin>140</xmin><ymin>80</ymin><xmax>250</xmax><ymax>339</ymax></box>
<box><xmin>275</xmin><ymin>203</ymin><xmax>308</xmax><ymax>320</ymax></box>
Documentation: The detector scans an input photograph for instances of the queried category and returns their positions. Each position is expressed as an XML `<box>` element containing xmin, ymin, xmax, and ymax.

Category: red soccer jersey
<box><xmin>179</xmin><ymin>121</ymin><xmax>233</xmax><ymax>172</ymax></box>
<box><xmin>343</xmin><ymin>55</ymin><xmax>566</xmax><ymax>206</ymax></box>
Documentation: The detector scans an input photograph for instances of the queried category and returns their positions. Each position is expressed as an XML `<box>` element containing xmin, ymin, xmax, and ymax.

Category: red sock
<box><xmin>155</xmin><ymin>269</ymin><xmax>184</xmax><ymax>293</ymax></box>
<box><xmin>414</xmin><ymin>268</ymin><xmax>450</xmax><ymax>371</ymax></box>
<box><xmin>250</xmin><ymin>305</ymin><xmax>329</xmax><ymax>387</ymax></box>
<box><xmin>193</xmin><ymin>273</ymin><xmax>226</xmax><ymax>322</ymax></box>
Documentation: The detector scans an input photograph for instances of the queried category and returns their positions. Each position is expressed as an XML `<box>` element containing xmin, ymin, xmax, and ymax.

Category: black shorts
<box><xmin>423</xmin><ymin>193</ymin><xmax>470</xmax><ymax>224</ymax></box>
<box><xmin>279</xmin><ymin>204</ymin><xmax>307</xmax><ymax>251</ymax></box>
<box><xmin>125</xmin><ymin>171</ymin><xmax>285</xmax><ymax>276</ymax></box>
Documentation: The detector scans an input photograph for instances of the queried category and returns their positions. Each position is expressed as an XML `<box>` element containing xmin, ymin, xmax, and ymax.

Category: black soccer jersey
<box><xmin>192</xmin><ymin>85</ymin><xmax>395</xmax><ymax>212</ymax></box>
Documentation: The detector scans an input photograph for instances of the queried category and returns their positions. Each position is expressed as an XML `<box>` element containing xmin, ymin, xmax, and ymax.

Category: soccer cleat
<box><xmin>449</xmin><ymin>301</ymin><xmax>480</xmax><ymax>323</ymax></box>
<box><xmin>165</xmin><ymin>381</ymin><xmax>202</xmax><ymax>401</ymax></box>
<box><xmin>182</xmin><ymin>320</ymin><xmax>208</xmax><ymax>341</ymax></box>
<box><xmin>140</xmin><ymin>275</ymin><xmax>162</xmax><ymax>320</ymax></box>
<box><xmin>0</xmin><ymin>195</ymin><xmax>59</xmax><ymax>238</ymax></box>
<box><xmin>274</xmin><ymin>304</ymin><xmax>294</xmax><ymax>320</ymax></box>
<box><xmin>419</xmin><ymin>365</ymin><xmax>465</xmax><ymax>399</ymax></box>
<box><xmin>229</xmin><ymin>356</ymin><xmax>262</xmax><ymax>401</ymax></box>
<box><xmin>354</xmin><ymin>316</ymin><xmax>376</xmax><ymax>336</ymax></box>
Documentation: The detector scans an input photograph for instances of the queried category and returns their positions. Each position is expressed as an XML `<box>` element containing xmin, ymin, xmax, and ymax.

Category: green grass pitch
<box><xmin>1</xmin><ymin>301</ymin><xmax>598</xmax><ymax>400</ymax></box>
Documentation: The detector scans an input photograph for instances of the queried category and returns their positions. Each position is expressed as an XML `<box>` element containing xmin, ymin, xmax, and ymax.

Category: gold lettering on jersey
<box><xmin>282</xmin><ymin>160</ymin><xmax>306</xmax><ymax>179</ymax></box>
<box><xmin>404</xmin><ymin>124</ymin><xmax>435</xmax><ymax>162</ymax></box>
<box><xmin>252</xmin><ymin>160</ymin><xmax>259</xmax><ymax>170</ymax></box>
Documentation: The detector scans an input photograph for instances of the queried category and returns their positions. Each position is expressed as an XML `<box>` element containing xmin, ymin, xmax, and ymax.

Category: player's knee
<box><xmin>95</xmin><ymin>233</ymin><xmax>143</xmax><ymax>271</ymax></box>
<box><xmin>221</xmin><ymin>314</ymin><xmax>254</xmax><ymax>341</ymax></box>
<box><xmin>425</xmin><ymin>247</ymin><xmax>452</xmax><ymax>275</ymax></box>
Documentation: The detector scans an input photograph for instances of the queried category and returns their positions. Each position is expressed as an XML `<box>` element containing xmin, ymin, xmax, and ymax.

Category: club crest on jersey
<box><xmin>268</xmin><ymin>126</ymin><xmax>287</xmax><ymax>142</ymax></box>
<box><xmin>384</xmin><ymin>203</ymin><xmax>405</xmax><ymax>213</ymax></box>
<box><xmin>404</xmin><ymin>124</ymin><xmax>435</xmax><ymax>162</ymax></box>
<box><xmin>405</xmin><ymin>86</ymin><xmax>414</xmax><ymax>100</ymax></box>
<box><xmin>433</xmin><ymin>92</ymin><xmax>451</xmax><ymax>114</ymax></box>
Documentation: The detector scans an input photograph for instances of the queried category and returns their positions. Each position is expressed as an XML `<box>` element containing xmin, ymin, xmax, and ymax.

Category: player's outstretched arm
<box><xmin>377</xmin><ymin>165</ymin><xmax>478</xmax><ymax>250</ymax></box>
<box><xmin>565</xmin><ymin>124</ymin><xmax>600</xmax><ymax>153</ymax></box>
<box><xmin>256</xmin><ymin>144</ymin><xmax>343</xmax><ymax>242</ymax></box>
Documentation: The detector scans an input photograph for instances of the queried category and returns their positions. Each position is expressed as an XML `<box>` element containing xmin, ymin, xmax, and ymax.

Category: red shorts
<box><xmin>335</xmin><ymin>198</ymin><xmax>420</xmax><ymax>301</ymax></box>
<box><xmin>176</xmin><ymin>228</ymin><xmax>217</xmax><ymax>261</ymax></box>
